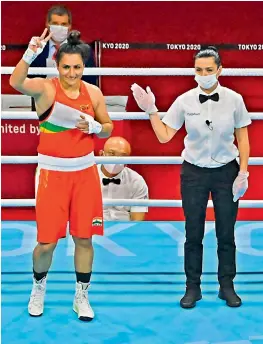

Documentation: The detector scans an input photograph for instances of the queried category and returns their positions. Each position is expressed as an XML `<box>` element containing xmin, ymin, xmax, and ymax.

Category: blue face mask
<box><xmin>195</xmin><ymin>73</ymin><xmax>218</xmax><ymax>89</ymax></box>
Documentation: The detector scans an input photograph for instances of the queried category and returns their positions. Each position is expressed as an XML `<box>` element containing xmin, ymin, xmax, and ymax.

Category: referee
<box><xmin>131</xmin><ymin>46</ymin><xmax>251</xmax><ymax>308</ymax></box>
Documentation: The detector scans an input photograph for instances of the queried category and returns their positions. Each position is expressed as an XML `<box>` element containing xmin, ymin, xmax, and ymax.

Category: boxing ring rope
<box><xmin>2</xmin><ymin>199</ymin><xmax>263</xmax><ymax>208</ymax></box>
<box><xmin>2</xmin><ymin>156</ymin><xmax>263</xmax><ymax>165</ymax></box>
<box><xmin>2</xmin><ymin>67</ymin><xmax>263</xmax><ymax>76</ymax></box>
<box><xmin>2</xmin><ymin>66</ymin><xmax>263</xmax><ymax>209</ymax></box>
<box><xmin>2</xmin><ymin>111</ymin><xmax>263</xmax><ymax>121</ymax></box>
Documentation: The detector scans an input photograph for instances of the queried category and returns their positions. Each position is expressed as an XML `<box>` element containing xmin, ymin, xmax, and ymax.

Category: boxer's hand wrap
<box><xmin>87</xmin><ymin>120</ymin><xmax>103</xmax><ymax>134</ymax></box>
<box><xmin>22</xmin><ymin>37</ymin><xmax>47</xmax><ymax>65</ymax></box>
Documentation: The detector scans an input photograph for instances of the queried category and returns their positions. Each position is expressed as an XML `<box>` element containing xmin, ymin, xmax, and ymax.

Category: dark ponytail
<box><xmin>56</xmin><ymin>30</ymin><xmax>91</xmax><ymax>64</ymax></box>
<box><xmin>194</xmin><ymin>45</ymin><xmax>221</xmax><ymax>68</ymax></box>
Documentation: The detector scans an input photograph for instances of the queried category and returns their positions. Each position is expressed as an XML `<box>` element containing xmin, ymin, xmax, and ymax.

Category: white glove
<box><xmin>23</xmin><ymin>28</ymin><xmax>52</xmax><ymax>65</ymax></box>
<box><xmin>86</xmin><ymin>120</ymin><xmax>102</xmax><ymax>134</ymax></box>
<box><xmin>131</xmin><ymin>83</ymin><xmax>158</xmax><ymax>114</ymax></box>
<box><xmin>76</xmin><ymin>115</ymin><xmax>102</xmax><ymax>134</ymax></box>
<box><xmin>232</xmin><ymin>171</ymin><xmax>249</xmax><ymax>202</ymax></box>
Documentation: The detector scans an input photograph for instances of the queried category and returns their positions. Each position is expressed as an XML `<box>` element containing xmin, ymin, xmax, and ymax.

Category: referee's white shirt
<box><xmin>97</xmin><ymin>164</ymin><xmax>149</xmax><ymax>221</ymax></box>
<box><xmin>162</xmin><ymin>83</ymin><xmax>252</xmax><ymax>168</ymax></box>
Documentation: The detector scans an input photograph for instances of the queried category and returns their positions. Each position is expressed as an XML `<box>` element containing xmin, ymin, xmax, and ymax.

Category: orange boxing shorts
<box><xmin>35</xmin><ymin>165</ymin><xmax>103</xmax><ymax>243</ymax></box>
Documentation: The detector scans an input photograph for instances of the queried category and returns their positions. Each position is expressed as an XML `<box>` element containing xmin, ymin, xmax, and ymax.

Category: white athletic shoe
<box><xmin>28</xmin><ymin>277</ymin><xmax>46</xmax><ymax>317</ymax></box>
<box><xmin>73</xmin><ymin>282</ymin><xmax>94</xmax><ymax>321</ymax></box>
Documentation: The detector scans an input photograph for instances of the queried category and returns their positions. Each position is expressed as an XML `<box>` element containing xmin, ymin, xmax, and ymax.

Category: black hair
<box><xmin>47</xmin><ymin>5</ymin><xmax>72</xmax><ymax>24</ymax></box>
<box><xmin>56</xmin><ymin>30</ymin><xmax>91</xmax><ymax>65</ymax></box>
<box><xmin>194</xmin><ymin>46</ymin><xmax>221</xmax><ymax>68</ymax></box>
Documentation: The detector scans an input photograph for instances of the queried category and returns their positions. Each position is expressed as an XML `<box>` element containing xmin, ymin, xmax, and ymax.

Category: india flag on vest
<box><xmin>92</xmin><ymin>217</ymin><xmax>103</xmax><ymax>226</ymax></box>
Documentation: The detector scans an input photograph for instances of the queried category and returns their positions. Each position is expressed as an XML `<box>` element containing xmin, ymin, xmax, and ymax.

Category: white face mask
<box><xmin>195</xmin><ymin>73</ymin><xmax>218</xmax><ymax>89</ymax></box>
<box><xmin>104</xmin><ymin>164</ymin><xmax>125</xmax><ymax>175</ymax></box>
<box><xmin>49</xmin><ymin>25</ymin><xmax>68</xmax><ymax>43</ymax></box>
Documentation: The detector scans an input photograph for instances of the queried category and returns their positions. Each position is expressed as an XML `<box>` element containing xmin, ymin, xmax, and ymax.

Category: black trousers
<box><xmin>180</xmin><ymin>159</ymin><xmax>239</xmax><ymax>288</ymax></box>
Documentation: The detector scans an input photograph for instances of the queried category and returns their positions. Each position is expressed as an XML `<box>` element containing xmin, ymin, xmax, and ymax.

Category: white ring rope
<box><xmin>2</xmin><ymin>156</ymin><xmax>263</xmax><ymax>165</ymax></box>
<box><xmin>2</xmin><ymin>199</ymin><xmax>263</xmax><ymax>208</ymax></box>
<box><xmin>2</xmin><ymin>111</ymin><xmax>263</xmax><ymax>121</ymax></box>
<box><xmin>2</xmin><ymin>67</ymin><xmax>263</xmax><ymax>76</ymax></box>
<box><xmin>1</xmin><ymin>156</ymin><xmax>182</xmax><ymax>164</ymax></box>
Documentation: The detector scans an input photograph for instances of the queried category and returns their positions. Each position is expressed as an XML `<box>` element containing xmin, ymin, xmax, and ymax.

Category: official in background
<box><xmin>131</xmin><ymin>46</ymin><xmax>251</xmax><ymax>308</ymax></box>
<box><xmin>31</xmin><ymin>4</ymin><xmax>97</xmax><ymax>86</ymax></box>
<box><xmin>98</xmin><ymin>136</ymin><xmax>149</xmax><ymax>221</ymax></box>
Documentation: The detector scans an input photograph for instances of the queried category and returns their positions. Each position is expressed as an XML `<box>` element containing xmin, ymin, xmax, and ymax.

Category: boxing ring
<box><xmin>1</xmin><ymin>66</ymin><xmax>263</xmax><ymax>344</ymax></box>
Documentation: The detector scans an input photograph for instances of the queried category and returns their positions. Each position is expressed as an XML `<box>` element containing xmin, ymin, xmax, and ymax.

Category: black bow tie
<box><xmin>102</xmin><ymin>178</ymin><xmax>121</xmax><ymax>186</ymax></box>
<box><xmin>199</xmin><ymin>93</ymin><xmax>219</xmax><ymax>104</ymax></box>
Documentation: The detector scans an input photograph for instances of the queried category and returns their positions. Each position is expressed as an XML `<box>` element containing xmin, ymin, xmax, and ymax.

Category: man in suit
<box><xmin>31</xmin><ymin>4</ymin><xmax>97</xmax><ymax>86</ymax></box>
